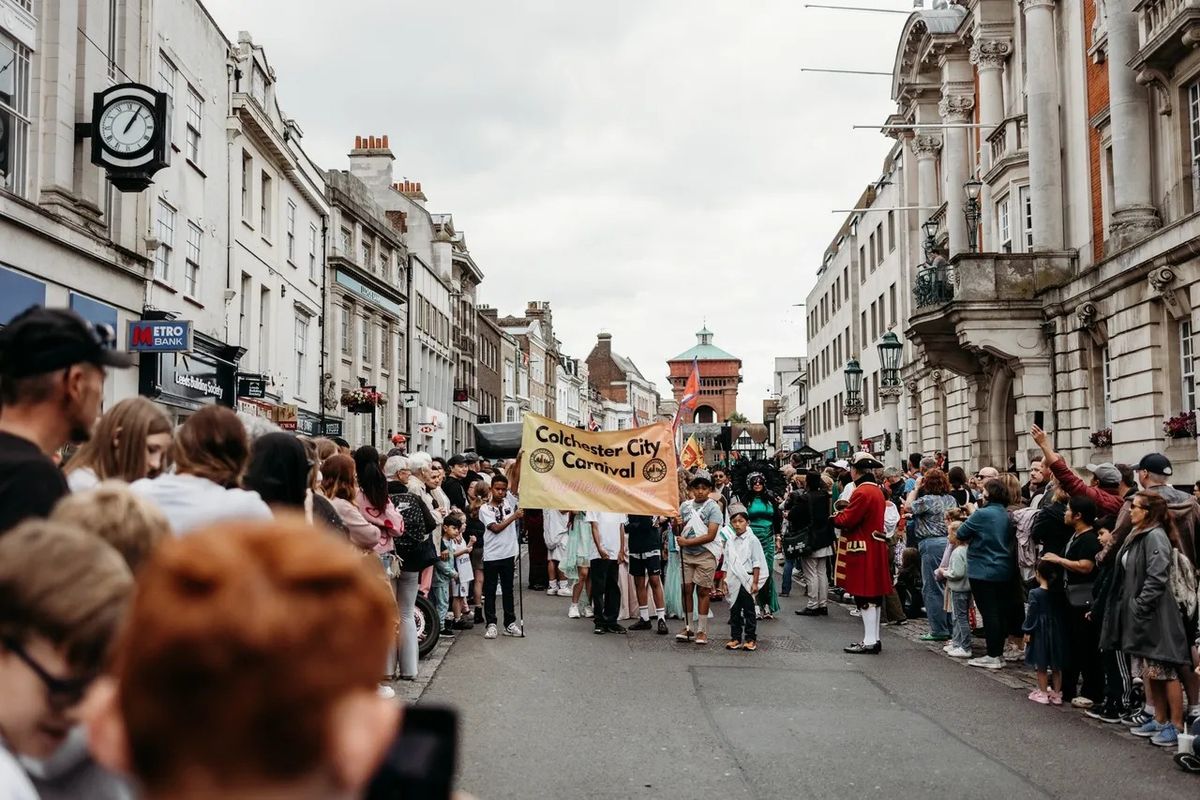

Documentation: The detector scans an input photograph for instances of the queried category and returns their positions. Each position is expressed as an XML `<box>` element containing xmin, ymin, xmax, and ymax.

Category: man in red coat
<box><xmin>832</xmin><ymin>452</ymin><xmax>893</xmax><ymax>654</ymax></box>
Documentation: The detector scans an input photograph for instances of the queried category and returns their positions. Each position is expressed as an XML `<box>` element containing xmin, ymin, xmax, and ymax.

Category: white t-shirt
<box><xmin>479</xmin><ymin>498</ymin><xmax>519</xmax><ymax>561</ymax></box>
<box><xmin>585</xmin><ymin>511</ymin><xmax>626</xmax><ymax>560</ymax></box>
<box><xmin>131</xmin><ymin>472</ymin><xmax>272</xmax><ymax>536</ymax></box>
<box><xmin>544</xmin><ymin>509</ymin><xmax>570</xmax><ymax>537</ymax></box>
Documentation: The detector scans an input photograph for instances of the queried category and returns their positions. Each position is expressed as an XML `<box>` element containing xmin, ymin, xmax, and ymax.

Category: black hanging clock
<box><xmin>89</xmin><ymin>83</ymin><xmax>171</xmax><ymax>192</ymax></box>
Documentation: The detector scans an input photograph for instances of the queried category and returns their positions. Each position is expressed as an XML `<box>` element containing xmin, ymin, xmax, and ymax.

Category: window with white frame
<box><xmin>1102</xmin><ymin>346</ymin><xmax>1112</xmax><ymax>427</ymax></box>
<box><xmin>360</xmin><ymin>316</ymin><xmax>371</xmax><ymax>359</ymax></box>
<box><xmin>294</xmin><ymin>314</ymin><xmax>309</xmax><ymax>397</ymax></box>
<box><xmin>158</xmin><ymin>53</ymin><xmax>176</xmax><ymax>118</ymax></box>
<box><xmin>361</xmin><ymin>237</ymin><xmax>373</xmax><ymax>270</ymax></box>
<box><xmin>259</xmin><ymin>171</ymin><xmax>272</xmax><ymax>237</ymax></box>
<box><xmin>1190</xmin><ymin>82</ymin><xmax>1200</xmax><ymax>210</ymax></box>
<box><xmin>380</xmin><ymin>324</ymin><xmax>389</xmax><ymax>371</ymax></box>
<box><xmin>0</xmin><ymin>31</ymin><xmax>32</xmax><ymax>198</ymax></box>
<box><xmin>997</xmin><ymin>195</ymin><xmax>1012</xmax><ymax>252</ymax></box>
<box><xmin>339</xmin><ymin>227</ymin><xmax>352</xmax><ymax>255</ymax></box>
<box><xmin>286</xmin><ymin>201</ymin><xmax>296</xmax><ymax>262</ymax></box>
<box><xmin>1182</xmin><ymin>320</ymin><xmax>1196</xmax><ymax>413</ymax></box>
<box><xmin>308</xmin><ymin>224</ymin><xmax>318</xmax><ymax>280</ymax></box>
<box><xmin>339</xmin><ymin>306</ymin><xmax>349</xmax><ymax>354</ymax></box>
<box><xmin>185</xmin><ymin>86</ymin><xmax>202</xmax><ymax>164</ymax></box>
<box><xmin>251</xmin><ymin>65</ymin><xmax>266</xmax><ymax>107</ymax></box>
<box><xmin>185</xmin><ymin>222</ymin><xmax>201</xmax><ymax>296</ymax></box>
<box><xmin>1019</xmin><ymin>185</ymin><xmax>1033</xmax><ymax>251</ymax></box>
<box><xmin>379</xmin><ymin>249</ymin><xmax>389</xmax><ymax>281</ymax></box>
<box><xmin>155</xmin><ymin>200</ymin><xmax>176</xmax><ymax>282</ymax></box>
<box><xmin>241</xmin><ymin>151</ymin><xmax>253</xmax><ymax>220</ymax></box>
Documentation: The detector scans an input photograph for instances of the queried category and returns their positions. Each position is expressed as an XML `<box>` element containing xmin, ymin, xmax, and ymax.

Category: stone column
<box><xmin>1022</xmin><ymin>0</ymin><xmax>1065</xmax><ymax>250</ymax></box>
<box><xmin>939</xmin><ymin>94</ymin><xmax>975</xmax><ymax>256</ymax></box>
<box><xmin>880</xmin><ymin>388</ymin><xmax>903</xmax><ymax>470</ymax></box>
<box><xmin>971</xmin><ymin>39</ymin><xmax>1012</xmax><ymax>252</ymax></box>
<box><xmin>844</xmin><ymin>398</ymin><xmax>863</xmax><ymax>456</ymax></box>
<box><xmin>910</xmin><ymin>135</ymin><xmax>943</xmax><ymax>247</ymax></box>
<box><xmin>1106</xmin><ymin>0</ymin><xmax>1161</xmax><ymax>247</ymax></box>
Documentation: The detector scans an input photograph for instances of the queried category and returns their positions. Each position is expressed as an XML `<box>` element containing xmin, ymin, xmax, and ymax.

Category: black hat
<box><xmin>0</xmin><ymin>306</ymin><xmax>133</xmax><ymax>379</ymax></box>
<box><xmin>1135</xmin><ymin>453</ymin><xmax>1173</xmax><ymax>476</ymax></box>
<box><xmin>447</xmin><ymin>454</ymin><xmax>470</xmax><ymax>467</ymax></box>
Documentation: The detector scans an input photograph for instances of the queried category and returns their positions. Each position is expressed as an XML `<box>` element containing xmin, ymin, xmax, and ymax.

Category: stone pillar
<box><xmin>844</xmin><ymin>398</ymin><xmax>863</xmax><ymax>456</ymax></box>
<box><xmin>910</xmin><ymin>135</ymin><xmax>943</xmax><ymax>245</ymax></box>
<box><xmin>1022</xmin><ymin>0</ymin><xmax>1066</xmax><ymax>250</ymax></box>
<box><xmin>1106</xmin><ymin>0</ymin><xmax>1161</xmax><ymax>247</ymax></box>
<box><xmin>971</xmin><ymin>39</ymin><xmax>1012</xmax><ymax>252</ymax></box>
<box><xmin>881</xmin><ymin>389</ymin><xmax>903</xmax><ymax>470</ymax></box>
<box><xmin>939</xmin><ymin>93</ymin><xmax>975</xmax><ymax>256</ymax></box>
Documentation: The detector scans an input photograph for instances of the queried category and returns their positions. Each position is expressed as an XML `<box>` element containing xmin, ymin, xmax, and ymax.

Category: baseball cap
<box><xmin>1135</xmin><ymin>453</ymin><xmax>1173</xmax><ymax>476</ymax></box>
<box><xmin>0</xmin><ymin>306</ymin><xmax>133</xmax><ymax>378</ymax></box>
<box><xmin>1085</xmin><ymin>462</ymin><xmax>1122</xmax><ymax>486</ymax></box>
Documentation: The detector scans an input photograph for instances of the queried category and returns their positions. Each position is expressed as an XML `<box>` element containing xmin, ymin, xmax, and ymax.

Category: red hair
<box><xmin>111</xmin><ymin>518</ymin><xmax>396</xmax><ymax>792</ymax></box>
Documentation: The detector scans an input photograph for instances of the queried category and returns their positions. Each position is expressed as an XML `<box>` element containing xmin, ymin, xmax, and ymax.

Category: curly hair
<box><xmin>919</xmin><ymin>468</ymin><xmax>951</xmax><ymax>497</ymax></box>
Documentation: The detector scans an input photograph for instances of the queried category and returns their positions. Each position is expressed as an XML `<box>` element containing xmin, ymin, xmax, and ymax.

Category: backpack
<box><xmin>389</xmin><ymin>492</ymin><xmax>432</xmax><ymax>559</ymax></box>
<box><xmin>1009</xmin><ymin>507</ymin><xmax>1039</xmax><ymax>583</ymax></box>
<box><xmin>1170</xmin><ymin>548</ymin><xmax>1198</xmax><ymax>623</ymax></box>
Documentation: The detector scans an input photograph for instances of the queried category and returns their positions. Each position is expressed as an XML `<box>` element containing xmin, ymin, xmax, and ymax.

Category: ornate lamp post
<box><xmin>843</xmin><ymin>358</ymin><xmax>864</xmax><ymax>451</ymax></box>
<box><xmin>963</xmin><ymin>178</ymin><xmax>983</xmax><ymax>253</ymax></box>
<box><xmin>922</xmin><ymin>218</ymin><xmax>939</xmax><ymax>260</ymax></box>
<box><xmin>877</xmin><ymin>332</ymin><xmax>904</xmax><ymax>468</ymax></box>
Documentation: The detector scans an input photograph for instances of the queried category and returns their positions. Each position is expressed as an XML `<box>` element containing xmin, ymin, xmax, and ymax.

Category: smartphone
<box><xmin>1033</xmin><ymin>410</ymin><xmax>1045</xmax><ymax>429</ymax></box>
<box><xmin>366</xmin><ymin>705</ymin><xmax>459</xmax><ymax>800</ymax></box>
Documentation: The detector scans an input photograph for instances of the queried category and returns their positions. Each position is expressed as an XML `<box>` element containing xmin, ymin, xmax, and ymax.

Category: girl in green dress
<box><xmin>743</xmin><ymin>472</ymin><xmax>783</xmax><ymax>618</ymax></box>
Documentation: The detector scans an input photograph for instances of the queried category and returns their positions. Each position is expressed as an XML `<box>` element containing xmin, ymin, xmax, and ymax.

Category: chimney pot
<box><xmin>382</xmin><ymin>135</ymin><xmax>389</xmax><ymax>148</ymax></box>
<box><xmin>355</xmin><ymin>135</ymin><xmax>362</xmax><ymax>149</ymax></box>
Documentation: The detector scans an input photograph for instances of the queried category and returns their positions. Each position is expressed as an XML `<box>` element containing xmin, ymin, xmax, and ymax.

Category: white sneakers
<box><xmin>568</xmin><ymin>604</ymin><xmax>581</xmax><ymax>619</ymax></box>
<box><xmin>967</xmin><ymin>655</ymin><xmax>1004</xmax><ymax>670</ymax></box>
<box><xmin>546</xmin><ymin>585</ymin><xmax>557</xmax><ymax>596</ymax></box>
<box><xmin>484</xmin><ymin>622</ymin><xmax>522</xmax><ymax>638</ymax></box>
<box><xmin>556</xmin><ymin>584</ymin><xmax>573</xmax><ymax>597</ymax></box>
<box><xmin>504</xmin><ymin>622</ymin><xmax>523</xmax><ymax>637</ymax></box>
<box><xmin>484</xmin><ymin>624</ymin><xmax>498</xmax><ymax>639</ymax></box>
<box><xmin>583</xmin><ymin>605</ymin><xmax>594</xmax><ymax>618</ymax></box>
<box><xmin>377</xmin><ymin>684</ymin><xmax>397</xmax><ymax>699</ymax></box>
<box><xmin>946</xmin><ymin>646</ymin><xmax>972</xmax><ymax>658</ymax></box>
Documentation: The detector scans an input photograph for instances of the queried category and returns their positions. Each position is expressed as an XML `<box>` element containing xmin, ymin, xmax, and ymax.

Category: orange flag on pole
<box><xmin>672</xmin><ymin>357</ymin><xmax>700</xmax><ymax>431</ymax></box>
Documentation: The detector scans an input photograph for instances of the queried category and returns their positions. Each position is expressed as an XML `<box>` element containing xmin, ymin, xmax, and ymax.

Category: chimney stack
<box><xmin>392</xmin><ymin>179</ymin><xmax>427</xmax><ymax>207</ymax></box>
<box><xmin>348</xmin><ymin>133</ymin><xmax>395</xmax><ymax>194</ymax></box>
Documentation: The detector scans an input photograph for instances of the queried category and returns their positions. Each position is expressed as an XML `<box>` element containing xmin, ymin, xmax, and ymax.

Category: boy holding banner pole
<box><xmin>673</xmin><ymin>473</ymin><xmax>724</xmax><ymax>646</ymax></box>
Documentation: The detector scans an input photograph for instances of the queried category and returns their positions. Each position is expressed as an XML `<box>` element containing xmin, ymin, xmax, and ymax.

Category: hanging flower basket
<box><xmin>1163</xmin><ymin>411</ymin><xmax>1197</xmax><ymax>439</ymax></box>
<box><xmin>1089</xmin><ymin>428</ymin><xmax>1112</xmax><ymax>449</ymax></box>
<box><xmin>341</xmin><ymin>388</ymin><xmax>386</xmax><ymax>414</ymax></box>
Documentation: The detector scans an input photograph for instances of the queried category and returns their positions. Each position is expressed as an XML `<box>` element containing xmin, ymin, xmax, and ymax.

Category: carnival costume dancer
<box><xmin>831</xmin><ymin>452</ymin><xmax>893</xmax><ymax>654</ymax></box>
<box><xmin>742</xmin><ymin>472</ymin><xmax>783</xmax><ymax>618</ymax></box>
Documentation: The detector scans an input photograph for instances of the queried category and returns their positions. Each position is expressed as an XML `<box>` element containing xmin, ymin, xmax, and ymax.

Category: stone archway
<box><xmin>695</xmin><ymin>405</ymin><xmax>716</xmax><ymax>424</ymax></box>
<box><xmin>987</xmin><ymin>365</ymin><xmax>1018</xmax><ymax>471</ymax></box>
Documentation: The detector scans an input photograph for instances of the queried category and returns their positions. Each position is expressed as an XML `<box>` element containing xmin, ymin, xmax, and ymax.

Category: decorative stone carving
<box><xmin>879</xmin><ymin>384</ymin><xmax>904</xmax><ymax>398</ymax></box>
<box><xmin>938</xmin><ymin>93</ymin><xmax>976</xmax><ymax>122</ymax></box>
<box><xmin>905</xmin><ymin>379</ymin><xmax>920</xmax><ymax>395</ymax></box>
<box><xmin>1135</xmin><ymin>68</ymin><xmax>1173</xmax><ymax>116</ymax></box>
<box><xmin>1021</xmin><ymin>0</ymin><xmax>1056</xmax><ymax>12</ymax></box>
<box><xmin>1091</xmin><ymin>0</ymin><xmax>1108</xmax><ymax>44</ymax></box>
<box><xmin>1076</xmin><ymin>302</ymin><xmax>1109</xmax><ymax>345</ymax></box>
<box><xmin>1149</xmin><ymin>266</ymin><xmax>1191</xmax><ymax>321</ymax></box>
<box><xmin>1110</xmin><ymin>205</ymin><xmax>1162</xmax><ymax>250</ymax></box>
<box><xmin>909</xmin><ymin>134</ymin><xmax>943</xmax><ymax>158</ymax></box>
<box><xmin>842</xmin><ymin>398</ymin><xmax>865</xmax><ymax>417</ymax></box>
<box><xmin>969</xmin><ymin>39</ymin><xmax>1012</xmax><ymax>70</ymax></box>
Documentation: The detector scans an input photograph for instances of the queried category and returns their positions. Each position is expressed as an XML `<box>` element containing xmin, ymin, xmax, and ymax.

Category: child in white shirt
<box><xmin>722</xmin><ymin>505</ymin><xmax>768</xmax><ymax>651</ymax></box>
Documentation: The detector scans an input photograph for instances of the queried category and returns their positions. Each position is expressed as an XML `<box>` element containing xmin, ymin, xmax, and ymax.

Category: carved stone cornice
<box><xmin>909</xmin><ymin>134</ymin><xmax>943</xmax><ymax>159</ymax></box>
<box><xmin>879</xmin><ymin>385</ymin><xmax>904</xmax><ymax>399</ymax></box>
<box><xmin>843</xmin><ymin>399</ymin><xmax>864</xmax><ymax>417</ymax></box>
<box><xmin>938</xmin><ymin>93</ymin><xmax>976</xmax><ymax>122</ymax></box>
<box><xmin>1021</xmin><ymin>0</ymin><xmax>1056</xmax><ymax>13</ymax></box>
<box><xmin>969</xmin><ymin>39</ymin><xmax>1013</xmax><ymax>70</ymax></box>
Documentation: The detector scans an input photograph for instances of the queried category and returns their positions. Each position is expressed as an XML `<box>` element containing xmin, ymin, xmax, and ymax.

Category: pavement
<box><xmin>414</xmin><ymin>558</ymin><xmax>1199</xmax><ymax>799</ymax></box>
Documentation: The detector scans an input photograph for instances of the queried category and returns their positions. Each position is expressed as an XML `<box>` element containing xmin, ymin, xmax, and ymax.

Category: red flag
<box><xmin>672</xmin><ymin>357</ymin><xmax>700</xmax><ymax>432</ymax></box>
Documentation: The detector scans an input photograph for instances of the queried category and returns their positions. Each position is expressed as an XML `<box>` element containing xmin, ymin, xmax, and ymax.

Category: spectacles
<box><xmin>1</xmin><ymin>638</ymin><xmax>94</xmax><ymax>712</ymax></box>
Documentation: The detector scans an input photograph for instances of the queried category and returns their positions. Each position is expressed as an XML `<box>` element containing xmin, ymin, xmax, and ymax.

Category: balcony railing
<box><xmin>1133</xmin><ymin>0</ymin><xmax>1200</xmax><ymax>69</ymax></box>
<box><xmin>1140</xmin><ymin>0</ymin><xmax>1188</xmax><ymax>42</ymax></box>
<box><xmin>987</xmin><ymin>115</ymin><xmax>1029</xmax><ymax>165</ymax></box>
<box><xmin>913</xmin><ymin>260</ymin><xmax>954</xmax><ymax>309</ymax></box>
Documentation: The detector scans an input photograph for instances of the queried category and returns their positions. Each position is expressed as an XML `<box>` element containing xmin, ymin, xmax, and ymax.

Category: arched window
<box><xmin>694</xmin><ymin>405</ymin><xmax>716</xmax><ymax>424</ymax></box>
<box><xmin>506</xmin><ymin>407</ymin><xmax>517</xmax><ymax>422</ymax></box>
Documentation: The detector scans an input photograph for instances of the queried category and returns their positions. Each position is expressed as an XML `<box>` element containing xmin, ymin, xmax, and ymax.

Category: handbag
<box><xmin>1066</xmin><ymin>581</ymin><xmax>1094</xmax><ymax>609</ymax></box>
<box><xmin>782</xmin><ymin>527</ymin><xmax>810</xmax><ymax>561</ymax></box>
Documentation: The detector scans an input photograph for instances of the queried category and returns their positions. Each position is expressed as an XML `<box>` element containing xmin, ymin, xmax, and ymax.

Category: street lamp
<box><xmin>963</xmin><ymin>178</ymin><xmax>983</xmax><ymax>253</ymax></box>
<box><xmin>843</xmin><ymin>358</ymin><xmax>863</xmax><ymax>412</ymax></box>
<box><xmin>877</xmin><ymin>331</ymin><xmax>902</xmax><ymax>387</ymax></box>
<box><xmin>922</xmin><ymin>218</ymin><xmax>939</xmax><ymax>259</ymax></box>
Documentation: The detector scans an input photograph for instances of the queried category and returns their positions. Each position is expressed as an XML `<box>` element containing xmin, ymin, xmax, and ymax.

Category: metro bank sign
<box><xmin>127</xmin><ymin>320</ymin><xmax>193</xmax><ymax>353</ymax></box>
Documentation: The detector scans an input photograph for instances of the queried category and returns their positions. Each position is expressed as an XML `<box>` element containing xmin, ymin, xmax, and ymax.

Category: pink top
<box><xmin>355</xmin><ymin>488</ymin><xmax>404</xmax><ymax>554</ymax></box>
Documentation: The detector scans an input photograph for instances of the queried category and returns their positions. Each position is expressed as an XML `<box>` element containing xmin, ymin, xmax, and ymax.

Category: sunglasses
<box><xmin>2</xmin><ymin>638</ymin><xmax>94</xmax><ymax>712</ymax></box>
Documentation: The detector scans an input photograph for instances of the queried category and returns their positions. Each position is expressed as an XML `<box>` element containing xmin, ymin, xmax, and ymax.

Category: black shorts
<box><xmin>629</xmin><ymin>553</ymin><xmax>663</xmax><ymax>578</ymax></box>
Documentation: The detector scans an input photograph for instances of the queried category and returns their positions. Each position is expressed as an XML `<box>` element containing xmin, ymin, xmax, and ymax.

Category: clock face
<box><xmin>98</xmin><ymin>100</ymin><xmax>156</xmax><ymax>155</ymax></box>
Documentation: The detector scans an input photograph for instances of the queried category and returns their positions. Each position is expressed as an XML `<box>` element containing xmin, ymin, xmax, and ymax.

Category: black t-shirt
<box><xmin>1063</xmin><ymin>528</ymin><xmax>1102</xmax><ymax>585</ymax></box>
<box><xmin>443</xmin><ymin>477</ymin><xmax>469</xmax><ymax>513</ymax></box>
<box><xmin>0</xmin><ymin>432</ymin><xmax>69</xmax><ymax>535</ymax></box>
<box><xmin>625</xmin><ymin>514</ymin><xmax>661</xmax><ymax>554</ymax></box>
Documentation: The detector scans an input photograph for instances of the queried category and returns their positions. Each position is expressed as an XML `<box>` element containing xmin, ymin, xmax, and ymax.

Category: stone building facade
<box><xmin>804</xmin><ymin>0</ymin><xmax>1200</xmax><ymax>481</ymax></box>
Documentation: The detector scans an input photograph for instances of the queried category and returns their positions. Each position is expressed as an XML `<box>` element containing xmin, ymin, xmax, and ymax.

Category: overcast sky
<box><xmin>204</xmin><ymin>0</ymin><xmax>906</xmax><ymax>420</ymax></box>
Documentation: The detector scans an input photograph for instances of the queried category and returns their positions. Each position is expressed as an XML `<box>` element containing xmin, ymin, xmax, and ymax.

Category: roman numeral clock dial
<box><xmin>99</xmin><ymin>101</ymin><xmax>156</xmax><ymax>154</ymax></box>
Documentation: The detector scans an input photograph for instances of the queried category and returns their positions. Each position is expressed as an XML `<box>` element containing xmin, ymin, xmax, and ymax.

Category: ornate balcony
<box><xmin>985</xmin><ymin>115</ymin><xmax>1029</xmax><ymax>183</ymax></box>
<box><xmin>907</xmin><ymin>252</ymin><xmax>1075</xmax><ymax>373</ymax></box>
<box><xmin>1132</xmin><ymin>0</ymin><xmax>1200</xmax><ymax>76</ymax></box>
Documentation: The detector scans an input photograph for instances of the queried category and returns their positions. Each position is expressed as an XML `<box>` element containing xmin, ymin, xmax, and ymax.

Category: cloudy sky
<box><xmin>204</xmin><ymin>0</ymin><xmax>906</xmax><ymax>420</ymax></box>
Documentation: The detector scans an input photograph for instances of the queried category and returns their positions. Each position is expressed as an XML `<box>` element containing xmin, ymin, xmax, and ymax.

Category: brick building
<box><xmin>667</xmin><ymin>327</ymin><xmax>742</xmax><ymax>424</ymax></box>
<box><xmin>476</xmin><ymin>308</ymin><xmax>503</xmax><ymax>426</ymax></box>
<box><xmin>585</xmin><ymin>332</ymin><xmax>659</xmax><ymax>428</ymax></box>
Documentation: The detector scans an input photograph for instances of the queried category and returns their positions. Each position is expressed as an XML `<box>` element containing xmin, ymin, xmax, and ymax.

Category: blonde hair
<box><xmin>51</xmin><ymin>482</ymin><xmax>170</xmax><ymax>572</ymax></box>
<box><xmin>66</xmin><ymin>397</ymin><xmax>172</xmax><ymax>482</ymax></box>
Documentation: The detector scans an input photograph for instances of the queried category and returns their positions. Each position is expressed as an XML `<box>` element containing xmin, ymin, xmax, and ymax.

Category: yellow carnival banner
<box><xmin>518</xmin><ymin>413</ymin><xmax>679</xmax><ymax>516</ymax></box>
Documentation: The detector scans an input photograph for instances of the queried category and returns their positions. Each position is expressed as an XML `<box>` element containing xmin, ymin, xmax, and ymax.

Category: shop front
<box><xmin>135</xmin><ymin>317</ymin><xmax>242</xmax><ymax>426</ymax></box>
